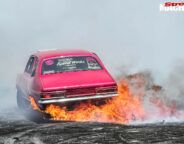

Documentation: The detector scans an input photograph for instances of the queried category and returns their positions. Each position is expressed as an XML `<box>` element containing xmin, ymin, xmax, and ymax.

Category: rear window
<box><xmin>41</xmin><ymin>56</ymin><xmax>103</xmax><ymax>75</ymax></box>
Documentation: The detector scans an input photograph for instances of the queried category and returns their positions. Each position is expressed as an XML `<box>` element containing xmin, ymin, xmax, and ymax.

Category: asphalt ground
<box><xmin>0</xmin><ymin>108</ymin><xmax>184</xmax><ymax>144</ymax></box>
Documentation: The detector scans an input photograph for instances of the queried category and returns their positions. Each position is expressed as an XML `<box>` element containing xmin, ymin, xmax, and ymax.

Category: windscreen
<box><xmin>41</xmin><ymin>56</ymin><xmax>103</xmax><ymax>75</ymax></box>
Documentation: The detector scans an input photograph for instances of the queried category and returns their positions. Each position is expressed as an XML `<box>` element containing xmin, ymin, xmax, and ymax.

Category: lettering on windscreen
<box><xmin>57</xmin><ymin>58</ymin><xmax>85</xmax><ymax>66</ymax></box>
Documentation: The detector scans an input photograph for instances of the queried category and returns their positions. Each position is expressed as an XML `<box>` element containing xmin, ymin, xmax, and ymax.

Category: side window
<box><xmin>25</xmin><ymin>56</ymin><xmax>35</xmax><ymax>74</ymax></box>
<box><xmin>32</xmin><ymin>57</ymin><xmax>38</xmax><ymax>76</ymax></box>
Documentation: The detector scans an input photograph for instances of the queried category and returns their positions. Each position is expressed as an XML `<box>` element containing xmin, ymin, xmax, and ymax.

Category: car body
<box><xmin>16</xmin><ymin>49</ymin><xmax>118</xmax><ymax>110</ymax></box>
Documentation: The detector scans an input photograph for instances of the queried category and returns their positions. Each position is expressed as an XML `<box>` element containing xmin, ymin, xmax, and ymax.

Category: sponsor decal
<box><xmin>57</xmin><ymin>58</ymin><xmax>85</xmax><ymax>66</ymax></box>
<box><xmin>86</xmin><ymin>57</ymin><xmax>95</xmax><ymax>62</ymax></box>
<box><xmin>45</xmin><ymin>60</ymin><xmax>54</xmax><ymax>66</ymax></box>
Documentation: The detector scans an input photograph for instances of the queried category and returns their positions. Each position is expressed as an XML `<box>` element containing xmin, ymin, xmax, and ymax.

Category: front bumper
<box><xmin>38</xmin><ymin>93</ymin><xmax>118</xmax><ymax>104</ymax></box>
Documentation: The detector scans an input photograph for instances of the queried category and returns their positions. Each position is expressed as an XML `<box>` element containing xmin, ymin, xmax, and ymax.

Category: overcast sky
<box><xmin>0</xmin><ymin>0</ymin><xmax>184</xmax><ymax>89</ymax></box>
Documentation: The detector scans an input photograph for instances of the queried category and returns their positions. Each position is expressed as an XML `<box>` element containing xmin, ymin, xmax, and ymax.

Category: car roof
<box><xmin>33</xmin><ymin>49</ymin><xmax>94</xmax><ymax>60</ymax></box>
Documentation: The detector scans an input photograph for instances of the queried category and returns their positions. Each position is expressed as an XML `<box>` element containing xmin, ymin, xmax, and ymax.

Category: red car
<box><xmin>16</xmin><ymin>49</ymin><xmax>118</xmax><ymax>112</ymax></box>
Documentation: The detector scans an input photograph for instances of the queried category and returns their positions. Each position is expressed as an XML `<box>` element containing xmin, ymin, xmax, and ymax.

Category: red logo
<box><xmin>160</xmin><ymin>2</ymin><xmax>184</xmax><ymax>11</ymax></box>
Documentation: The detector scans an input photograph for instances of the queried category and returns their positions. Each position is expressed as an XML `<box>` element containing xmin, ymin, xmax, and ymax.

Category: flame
<box><xmin>44</xmin><ymin>78</ymin><xmax>145</xmax><ymax>124</ymax></box>
<box><xmin>29</xmin><ymin>96</ymin><xmax>41</xmax><ymax>111</ymax></box>
<box><xmin>29</xmin><ymin>73</ymin><xmax>184</xmax><ymax>124</ymax></box>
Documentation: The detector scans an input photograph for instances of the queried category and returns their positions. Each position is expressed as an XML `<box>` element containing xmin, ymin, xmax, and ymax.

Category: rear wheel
<box><xmin>17</xmin><ymin>91</ymin><xmax>32</xmax><ymax>111</ymax></box>
<box><xmin>17</xmin><ymin>91</ymin><xmax>22</xmax><ymax>109</ymax></box>
<box><xmin>16</xmin><ymin>90</ymin><xmax>44</xmax><ymax>122</ymax></box>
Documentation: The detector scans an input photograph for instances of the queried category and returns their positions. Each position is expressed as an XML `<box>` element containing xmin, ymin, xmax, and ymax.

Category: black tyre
<box><xmin>17</xmin><ymin>90</ymin><xmax>22</xmax><ymax>109</ymax></box>
<box><xmin>16</xmin><ymin>90</ymin><xmax>44</xmax><ymax>122</ymax></box>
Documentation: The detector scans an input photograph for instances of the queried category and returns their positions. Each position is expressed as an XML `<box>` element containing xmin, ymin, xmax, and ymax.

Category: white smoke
<box><xmin>0</xmin><ymin>0</ymin><xmax>184</xmax><ymax>120</ymax></box>
<box><xmin>125</xmin><ymin>69</ymin><xmax>184</xmax><ymax>124</ymax></box>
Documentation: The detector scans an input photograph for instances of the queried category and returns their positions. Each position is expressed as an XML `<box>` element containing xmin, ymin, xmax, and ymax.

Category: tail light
<box><xmin>41</xmin><ymin>91</ymin><xmax>65</xmax><ymax>99</ymax></box>
<box><xmin>43</xmin><ymin>95</ymin><xmax>51</xmax><ymax>98</ymax></box>
<box><xmin>96</xmin><ymin>87</ymin><xmax>117</xmax><ymax>94</ymax></box>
